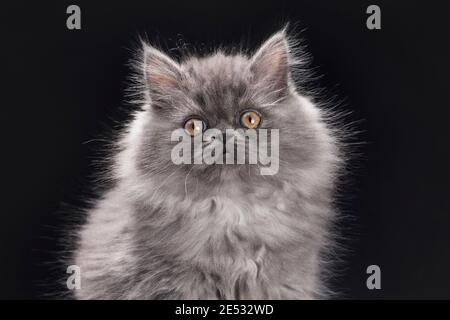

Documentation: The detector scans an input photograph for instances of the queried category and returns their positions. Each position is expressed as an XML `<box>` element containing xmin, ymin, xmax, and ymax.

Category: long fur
<box><xmin>72</xmin><ymin>28</ymin><xmax>349</xmax><ymax>299</ymax></box>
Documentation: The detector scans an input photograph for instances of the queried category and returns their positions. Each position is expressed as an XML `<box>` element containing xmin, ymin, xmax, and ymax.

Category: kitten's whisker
<box><xmin>184</xmin><ymin>165</ymin><xmax>195</xmax><ymax>197</ymax></box>
<box><xmin>148</xmin><ymin>166</ymin><xmax>182</xmax><ymax>204</ymax></box>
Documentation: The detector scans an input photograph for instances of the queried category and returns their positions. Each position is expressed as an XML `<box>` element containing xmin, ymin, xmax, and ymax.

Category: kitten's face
<box><xmin>135</xmin><ymin>31</ymin><xmax>325</xmax><ymax>195</ymax></box>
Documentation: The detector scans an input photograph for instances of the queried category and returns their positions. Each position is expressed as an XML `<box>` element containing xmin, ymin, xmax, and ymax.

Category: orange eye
<box><xmin>240</xmin><ymin>110</ymin><xmax>261</xmax><ymax>129</ymax></box>
<box><xmin>184</xmin><ymin>118</ymin><xmax>205</xmax><ymax>136</ymax></box>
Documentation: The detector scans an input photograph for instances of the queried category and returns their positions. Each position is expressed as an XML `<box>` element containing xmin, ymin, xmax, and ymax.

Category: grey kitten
<box><xmin>73</xmin><ymin>29</ymin><xmax>345</xmax><ymax>299</ymax></box>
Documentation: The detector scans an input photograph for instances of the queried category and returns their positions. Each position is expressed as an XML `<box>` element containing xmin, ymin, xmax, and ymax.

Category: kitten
<box><xmin>73</xmin><ymin>29</ymin><xmax>345</xmax><ymax>299</ymax></box>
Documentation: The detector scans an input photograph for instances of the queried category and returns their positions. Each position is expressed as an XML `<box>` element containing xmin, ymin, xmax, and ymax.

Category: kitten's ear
<box><xmin>249</xmin><ymin>30</ymin><xmax>291</xmax><ymax>96</ymax></box>
<box><xmin>142</xmin><ymin>43</ymin><xmax>183</xmax><ymax>99</ymax></box>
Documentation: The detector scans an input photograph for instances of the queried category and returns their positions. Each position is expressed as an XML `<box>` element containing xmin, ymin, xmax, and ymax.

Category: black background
<box><xmin>2</xmin><ymin>0</ymin><xmax>450</xmax><ymax>299</ymax></box>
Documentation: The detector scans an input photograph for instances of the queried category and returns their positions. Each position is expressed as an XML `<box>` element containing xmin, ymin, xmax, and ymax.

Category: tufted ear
<box><xmin>249</xmin><ymin>30</ymin><xmax>291</xmax><ymax>96</ymax></box>
<box><xmin>142</xmin><ymin>43</ymin><xmax>183</xmax><ymax>101</ymax></box>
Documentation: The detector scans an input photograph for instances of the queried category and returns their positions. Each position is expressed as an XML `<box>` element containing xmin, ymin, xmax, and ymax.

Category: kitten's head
<box><xmin>129</xmin><ymin>30</ymin><xmax>339</xmax><ymax>198</ymax></box>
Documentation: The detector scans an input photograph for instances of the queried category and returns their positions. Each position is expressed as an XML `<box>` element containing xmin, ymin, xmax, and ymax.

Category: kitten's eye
<box><xmin>184</xmin><ymin>118</ymin><xmax>205</xmax><ymax>136</ymax></box>
<box><xmin>240</xmin><ymin>110</ymin><xmax>261</xmax><ymax>129</ymax></box>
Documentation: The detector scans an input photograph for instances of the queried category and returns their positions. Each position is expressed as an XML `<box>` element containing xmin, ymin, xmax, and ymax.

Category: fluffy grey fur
<box><xmin>73</xmin><ymin>29</ymin><xmax>345</xmax><ymax>299</ymax></box>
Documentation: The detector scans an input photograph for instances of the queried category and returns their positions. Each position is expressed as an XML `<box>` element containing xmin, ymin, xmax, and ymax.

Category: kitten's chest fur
<box><xmin>75</xmin><ymin>181</ymin><xmax>329</xmax><ymax>299</ymax></box>
<box><xmin>132</xmin><ymin>183</ymin><xmax>325</xmax><ymax>299</ymax></box>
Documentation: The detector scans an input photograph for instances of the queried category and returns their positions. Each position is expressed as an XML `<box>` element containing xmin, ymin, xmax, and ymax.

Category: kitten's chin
<box><xmin>157</xmin><ymin>164</ymin><xmax>273</xmax><ymax>199</ymax></box>
<box><xmin>216</xmin><ymin>164</ymin><xmax>266</xmax><ymax>185</ymax></box>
